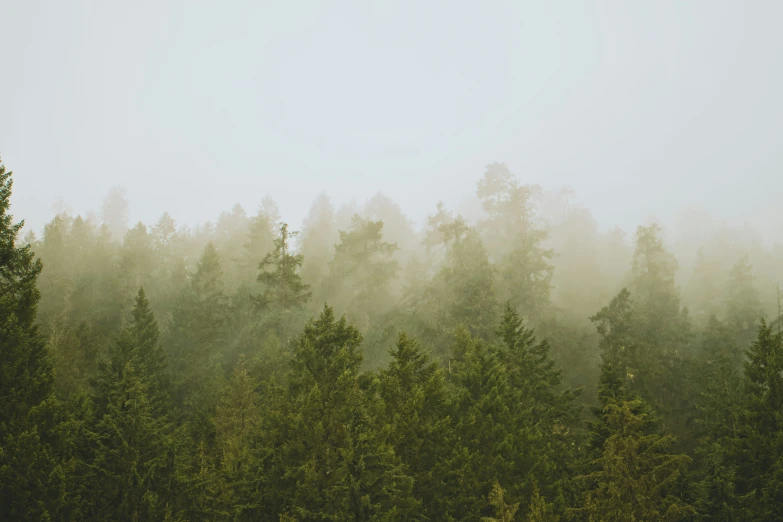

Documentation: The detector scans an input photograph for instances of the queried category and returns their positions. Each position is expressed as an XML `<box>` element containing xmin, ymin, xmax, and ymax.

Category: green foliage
<box><xmin>577</xmin><ymin>363</ymin><xmax>695</xmax><ymax>521</ymax></box>
<box><xmin>166</xmin><ymin>242</ymin><xmax>228</xmax><ymax>419</ymax></box>
<box><xmin>275</xmin><ymin>306</ymin><xmax>417</xmax><ymax>521</ymax></box>
<box><xmin>734</xmin><ymin>320</ymin><xmax>783</xmax><ymax>518</ymax></box>
<box><xmin>329</xmin><ymin>215</ymin><xmax>399</xmax><ymax>330</ymax></box>
<box><xmin>476</xmin><ymin>163</ymin><xmax>553</xmax><ymax>321</ymax></box>
<box><xmin>380</xmin><ymin>332</ymin><xmax>451</xmax><ymax>517</ymax></box>
<box><xmin>256</xmin><ymin>223</ymin><xmax>312</xmax><ymax>334</ymax></box>
<box><xmin>416</xmin><ymin>226</ymin><xmax>498</xmax><ymax>347</ymax></box>
<box><xmin>724</xmin><ymin>255</ymin><xmax>763</xmax><ymax>345</ymax></box>
<box><xmin>0</xmin><ymin>159</ymin><xmax>66</xmax><ymax>521</ymax></box>
<box><xmin>6</xmin><ymin>156</ymin><xmax>783</xmax><ymax>521</ymax></box>
<box><xmin>482</xmin><ymin>482</ymin><xmax>520</xmax><ymax>522</ymax></box>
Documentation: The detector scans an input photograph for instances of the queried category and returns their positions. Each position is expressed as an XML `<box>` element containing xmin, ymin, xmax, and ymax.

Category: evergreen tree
<box><xmin>724</xmin><ymin>255</ymin><xmax>763</xmax><ymax>346</ymax></box>
<box><xmin>130</xmin><ymin>287</ymin><xmax>170</xmax><ymax>415</ymax></box>
<box><xmin>481</xmin><ymin>482</ymin><xmax>519</xmax><ymax>522</ymax></box>
<box><xmin>437</xmin><ymin>328</ymin><xmax>516</xmax><ymax>521</ymax></box>
<box><xmin>577</xmin><ymin>363</ymin><xmax>694</xmax><ymax>521</ymax></box>
<box><xmin>422</xmin><ymin>201</ymin><xmax>454</xmax><ymax>261</ymax></box>
<box><xmin>593</xmin><ymin>226</ymin><xmax>694</xmax><ymax>440</ymax></box>
<box><xmin>379</xmin><ymin>332</ymin><xmax>451</xmax><ymax>517</ymax></box>
<box><xmin>629</xmin><ymin>224</ymin><xmax>688</xmax><ymax>351</ymax></box>
<box><xmin>85</xmin><ymin>287</ymin><xmax>175</xmax><ymax>520</ymax></box>
<box><xmin>417</xmin><ymin>226</ymin><xmax>498</xmax><ymax>348</ymax></box>
<box><xmin>234</xmin><ymin>199</ymin><xmax>278</xmax><ymax>289</ymax></box>
<box><xmin>329</xmin><ymin>215</ymin><xmax>399</xmax><ymax>330</ymax></box>
<box><xmin>212</xmin><ymin>355</ymin><xmax>265</xmax><ymax>519</ymax></box>
<box><xmin>86</xmin><ymin>360</ymin><xmax>175</xmax><ymax>521</ymax></box>
<box><xmin>734</xmin><ymin>320</ymin><xmax>783</xmax><ymax>519</ymax></box>
<box><xmin>299</xmin><ymin>192</ymin><xmax>338</xmax><ymax>298</ymax></box>
<box><xmin>495</xmin><ymin>303</ymin><xmax>579</xmax><ymax>508</ymax></box>
<box><xmin>277</xmin><ymin>306</ymin><xmax>416</xmax><ymax>521</ymax></box>
<box><xmin>476</xmin><ymin>163</ymin><xmax>553</xmax><ymax>321</ymax></box>
<box><xmin>167</xmin><ymin>243</ymin><xmax>228</xmax><ymax>420</ymax></box>
<box><xmin>255</xmin><ymin>223</ymin><xmax>311</xmax><ymax>335</ymax></box>
<box><xmin>0</xmin><ymin>159</ymin><xmax>66</xmax><ymax>520</ymax></box>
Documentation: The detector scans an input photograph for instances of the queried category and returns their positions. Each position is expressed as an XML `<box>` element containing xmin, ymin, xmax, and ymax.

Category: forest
<box><xmin>2</xmin><ymin>157</ymin><xmax>783</xmax><ymax>521</ymax></box>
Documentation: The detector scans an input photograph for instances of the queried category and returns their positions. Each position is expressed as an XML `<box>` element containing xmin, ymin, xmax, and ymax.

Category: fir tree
<box><xmin>577</xmin><ymin>363</ymin><xmax>694</xmax><ymax>521</ymax></box>
<box><xmin>379</xmin><ymin>332</ymin><xmax>451</xmax><ymax>517</ymax></box>
<box><xmin>167</xmin><ymin>243</ymin><xmax>228</xmax><ymax>419</ymax></box>
<box><xmin>481</xmin><ymin>482</ymin><xmax>519</xmax><ymax>522</ymax></box>
<box><xmin>0</xmin><ymin>159</ymin><xmax>66</xmax><ymax>520</ymax></box>
<box><xmin>86</xmin><ymin>360</ymin><xmax>175</xmax><ymax>521</ymax></box>
<box><xmin>724</xmin><ymin>255</ymin><xmax>763</xmax><ymax>346</ymax></box>
<box><xmin>734</xmin><ymin>320</ymin><xmax>783</xmax><ymax>518</ymax></box>
<box><xmin>279</xmin><ymin>306</ymin><xmax>416</xmax><ymax>521</ymax></box>
<box><xmin>255</xmin><ymin>223</ymin><xmax>311</xmax><ymax>334</ymax></box>
<box><xmin>85</xmin><ymin>288</ymin><xmax>175</xmax><ymax>520</ymax></box>
<box><xmin>329</xmin><ymin>215</ymin><xmax>399</xmax><ymax>330</ymax></box>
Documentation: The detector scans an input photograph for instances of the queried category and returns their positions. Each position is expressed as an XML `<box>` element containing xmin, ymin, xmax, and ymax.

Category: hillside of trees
<box><xmin>2</xmin><ymin>157</ymin><xmax>783</xmax><ymax>520</ymax></box>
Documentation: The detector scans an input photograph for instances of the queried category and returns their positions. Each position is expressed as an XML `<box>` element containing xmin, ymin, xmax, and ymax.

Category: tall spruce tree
<box><xmin>167</xmin><ymin>242</ymin><xmax>228</xmax><ymax>421</ymax></box>
<box><xmin>379</xmin><ymin>332</ymin><xmax>451</xmax><ymax>518</ymax></box>
<box><xmin>328</xmin><ymin>215</ymin><xmax>399</xmax><ymax>330</ymax></box>
<box><xmin>85</xmin><ymin>287</ymin><xmax>175</xmax><ymax>520</ymax></box>
<box><xmin>255</xmin><ymin>223</ymin><xmax>311</xmax><ymax>335</ymax></box>
<box><xmin>735</xmin><ymin>320</ymin><xmax>783</xmax><ymax>519</ymax></box>
<box><xmin>724</xmin><ymin>255</ymin><xmax>763</xmax><ymax>346</ymax></box>
<box><xmin>0</xmin><ymin>160</ymin><xmax>66</xmax><ymax>520</ymax></box>
<box><xmin>577</xmin><ymin>363</ymin><xmax>695</xmax><ymax>521</ymax></box>
<box><xmin>276</xmin><ymin>306</ymin><xmax>416</xmax><ymax>521</ymax></box>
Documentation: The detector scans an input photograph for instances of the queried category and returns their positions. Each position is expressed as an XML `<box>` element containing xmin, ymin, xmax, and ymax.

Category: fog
<box><xmin>3</xmin><ymin>1</ymin><xmax>782</xmax><ymax>243</ymax></box>
<box><xmin>3</xmin><ymin>3</ymin><xmax>783</xmax><ymax>521</ymax></box>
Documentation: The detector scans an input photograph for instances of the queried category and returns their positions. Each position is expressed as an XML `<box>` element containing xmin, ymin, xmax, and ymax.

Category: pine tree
<box><xmin>476</xmin><ymin>163</ymin><xmax>553</xmax><ymax>321</ymax></box>
<box><xmin>735</xmin><ymin>320</ymin><xmax>783</xmax><ymax>518</ymax></box>
<box><xmin>594</xmin><ymin>226</ymin><xmax>695</xmax><ymax>439</ymax></box>
<box><xmin>278</xmin><ymin>306</ymin><xmax>416</xmax><ymax>521</ymax></box>
<box><xmin>329</xmin><ymin>215</ymin><xmax>399</xmax><ymax>330</ymax></box>
<box><xmin>422</xmin><ymin>201</ymin><xmax>454</xmax><ymax>260</ymax></box>
<box><xmin>0</xmin><ymin>159</ymin><xmax>66</xmax><ymax>520</ymax></box>
<box><xmin>212</xmin><ymin>355</ymin><xmax>265</xmax><ymax>519</ymax></box>
<box><xmin>85</xmin><ymin>288</ymin><xmax>175</xmax><ymax>520</ymax></box>
<box><xmin>255</xmin><ymin>223</ymin><xmax>311</xmax><ymax>335</ymax></box>
<box><xmin>495</xmin><ymin>303</ymin><xmax>579</xmax><ymax>508</ymax></box>
<box><xmin>481</xmin><ymin>482</ymin><xmax>519</xmax><ymax>522</ymax></box>
<box><xmin>167</xmin><ymin>243</ymin><xmax>228</xmax><ymax>421</ymax></box>
<box><xmin>629</xmin><ymin>224</ymin><xmax>688</xmax><ymax>351</ymax></box>
<box><xmin>299</xmin><ymin>192</ymin><xmax>337</xmax><ymax>297</ymax></box>
<box><xmin>577</xmin><ymin>362</ymin><xmax>694</xmax><ymax>521</ymax></box>
<box><xmin>235</xmin><ymin>200</ymin><xmax>278</xmax><ymax>289</ymax></box>
<box><xmin>86</xmin><ymin>360</ymin><xmax>175</xmax><ymax>521</ymax></box>
<box><xmin>418</xmin><ymin>227</ymin><xmax>498</xmax><ymax>346</ymax></box>
<box><xmin>525</xmin><ymin>485</ymin><xmax>558</xmax><ymax>522</ymax></box>
<box><xmin>379</xmin><ymin>332</ymin><xmax>451</xmax><ymax>517</ymax></box>
<box><xmin>130</xmin><ymin>287</ymin><xmax>170</xmax><ymax>415</ymax></box>
<box><xmin>437</xmin><ymin>328</ymin><xmax>516</xmax><ymax>521</ymax></box>
<box><xmin>724</xmin><ymin>255</ymin><xmax>763</xmax><ymax>346</ymax></box>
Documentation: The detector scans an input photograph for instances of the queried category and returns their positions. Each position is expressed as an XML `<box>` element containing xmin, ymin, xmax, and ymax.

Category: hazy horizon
<box><xmin>2</xmin><ymin>1</ymin><xmax>782</xmax><ymax>242</ymax></box>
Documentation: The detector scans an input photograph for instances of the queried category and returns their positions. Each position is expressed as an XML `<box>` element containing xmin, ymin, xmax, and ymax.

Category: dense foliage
<box><xmin>3</xmin><ymin>157</ymin><xmax>783</xmax><ymax>520</ymax></box>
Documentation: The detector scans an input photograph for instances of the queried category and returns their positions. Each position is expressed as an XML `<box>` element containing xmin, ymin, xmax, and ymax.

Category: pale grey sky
<box><xmin>1</xmin><ymin>1</ymin><xmax>781</xmax><ymax>240</ymax></box>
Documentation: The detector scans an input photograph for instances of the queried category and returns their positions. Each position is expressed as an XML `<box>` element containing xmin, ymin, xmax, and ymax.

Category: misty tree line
<box><xmin>2</xmin><ymin>158</ymin><xmax>783</xmax><ymax>521</ymax></box>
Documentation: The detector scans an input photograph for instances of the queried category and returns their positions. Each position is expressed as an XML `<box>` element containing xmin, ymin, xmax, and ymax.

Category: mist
<box><xmin>3</xmin><ymin>1</ymin><xmax>783</xmax><ymax>243</ymax></box>
<box><xmin>2</xmin><ymin>2</ymin><xmax>783</xmax><ymax>521</ymax></box>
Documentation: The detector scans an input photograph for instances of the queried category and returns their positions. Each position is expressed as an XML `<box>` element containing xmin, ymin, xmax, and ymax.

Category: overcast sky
<box><xmin>2</xmin><ymin>1</ymin><xmax>782</xmax><ymax>241</ymax></box>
